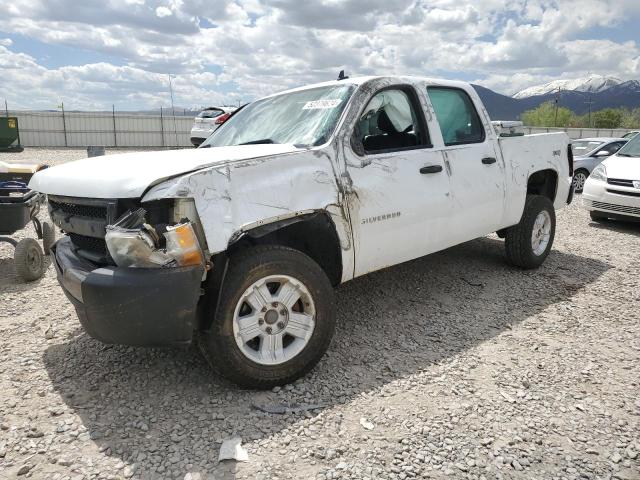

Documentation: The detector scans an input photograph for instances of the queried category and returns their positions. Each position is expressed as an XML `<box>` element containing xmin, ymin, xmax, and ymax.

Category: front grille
<box><xmin>68</xmin><ymin>233</ymin><xmax>108</xmax><ymax>255</ymax></box>
<box><xmin>49</xmin><ymin>199</ymin><xmax>108</xmax><ymax>219</ymax></box>
<box><xmin>48</xmin><ymin>196</ymin><xmax>118</xmax><ymax>264</ymax></box>
<box><xmin>607</xmin><ymin>178</ymin><xmax>635</xmax><ymax>188</ymax></box>
<box><xmin>591</xmin><ymin>200</ymin><xmax>640</xmax><ymax>216</ymax></box>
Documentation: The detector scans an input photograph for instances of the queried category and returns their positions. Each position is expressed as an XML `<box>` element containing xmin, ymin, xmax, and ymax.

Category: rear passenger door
<box><xmin>426</xmin><ymin>86</ymin><xmax>506</xmax><ymax>244</ymax></box>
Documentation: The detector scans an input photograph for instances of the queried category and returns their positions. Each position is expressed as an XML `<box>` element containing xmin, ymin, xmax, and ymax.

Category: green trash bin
<box><xmin>0</xmin><ymin>117</ymin><xmax>23</xmax><ymax>152</ymax></box>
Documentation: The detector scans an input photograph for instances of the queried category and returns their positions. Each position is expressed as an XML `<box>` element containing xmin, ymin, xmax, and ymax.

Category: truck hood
<box><xmin>29</xmin><ymin>144</ymin><xmax>300</xmax><ymax>198</ymax></box>
<box><xmin>603</xmin><ymin>155</ymin><xmax>640</xmax><ymax>180</ymax></box>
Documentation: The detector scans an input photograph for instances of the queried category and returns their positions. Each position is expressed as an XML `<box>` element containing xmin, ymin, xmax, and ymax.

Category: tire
<box><xmin>504</xmin><ymin>195</ymin><xmax>556</xmax><ymax>269</ymax></box>
<box><xmin>572</xmin><ymin>169</ymin><xmax>589</xmax><ymax>193</ymax></box>
<box><xmin>14</xmin><ymin>238</ymin><xmax>45</xmax><ymax>282</ymax></box>
<box><xmin>42</xmin><ymin>222</ymin><xmax>56</xmax><ymax>255</ymax></box>
<box><xmin>198</xmin><ymin>245</ymin><xmax>336</xmax><ymax>389</ymax></box>
<box><xmin>590</xmin><ymin>211</ymin><xmax>608</xmax><ymax>222</ymax></box>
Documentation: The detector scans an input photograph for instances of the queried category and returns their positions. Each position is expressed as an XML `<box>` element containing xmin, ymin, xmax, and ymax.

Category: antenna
<box><xmin>337</xmin><ymin>70</ymin><xmax>349</xmax><ymax>81</ymax></box>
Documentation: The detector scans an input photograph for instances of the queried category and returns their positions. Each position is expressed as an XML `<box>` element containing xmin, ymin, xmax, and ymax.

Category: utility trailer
<box><xmin>1</xmin><ymin>159</ymin><xmax>55</xmax><ymax>281</ymax></box>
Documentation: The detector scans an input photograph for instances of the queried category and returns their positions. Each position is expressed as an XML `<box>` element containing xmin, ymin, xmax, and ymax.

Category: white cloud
<box><xmin>0</xmin><ymin>0</ymin><xmax>638</xmax><ymax>107</ymax></box>
<box><xmin>0</xmin><ymin>38</ymin><xmax>12</xmax><ymax>46</ymax></box>
<box><xmin>155</xmin><ymin>6</ymin><xmax>172</xmax><ymax>18</ymax></box>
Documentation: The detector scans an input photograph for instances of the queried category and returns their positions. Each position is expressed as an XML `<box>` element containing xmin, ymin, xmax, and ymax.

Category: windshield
<box><xmin>201</xmin><ymin>85</ymin><xmax>355</xmax><ymax>148</ymax></box>
<box><xmin>572</xmin><ymin>140</ymin><xmax>604</xmax><ymax>156</ymax></box>
<box><xmin>617</xmin><ymin>133</ymin><xmax>640</xmax><ymax>157</ymax></box>
<box><xmin>622</xmin><ymin>131</ymin><xmax>638</xmax><ymax>139</ymax></box>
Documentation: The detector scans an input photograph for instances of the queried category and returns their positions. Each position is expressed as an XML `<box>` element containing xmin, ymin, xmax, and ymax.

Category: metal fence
<box><xmin>3</xmin><ymin>110</ymin><xmax>637</xmax><ymax>147</ymax></box>
<box><xmin>7</xmin><ymin>110</ymin><xmax>194</xmax><ymax>147</ymax></box>
<box><xmin>523</xmin><ymin>127</ymin><xmax>633</xmax><ymax>139</ymax></box>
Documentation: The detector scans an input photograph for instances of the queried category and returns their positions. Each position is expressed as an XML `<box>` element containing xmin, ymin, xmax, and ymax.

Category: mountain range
<box><xmin>473</xmin><ymin>75</ymin><xmax>640</xmax><ymax>121</ymax></box>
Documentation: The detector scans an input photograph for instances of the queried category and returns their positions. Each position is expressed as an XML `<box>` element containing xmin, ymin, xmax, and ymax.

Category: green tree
<box><xmin>592</xmin><ymin>108</ymin><xmax>623</xmax><ymax>128</ymax></box>
<box><xmin>621</xmin><ymin>108</ymin><xmax>640</xmax><ymax>129</ymax></box>
<box><xmin>521</xmin><ymin>101</ymin><xmax>576</xmax><ymax>127</ymax></box>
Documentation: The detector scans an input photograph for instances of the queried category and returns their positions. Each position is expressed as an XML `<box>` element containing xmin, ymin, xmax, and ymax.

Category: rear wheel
<box><xmin>572</xmin><ymin>169</ymin><xmax>589</xmax><ymax>193</ymax></box>
<box><xmin>198</xmin><ymin>245</ymin><xmax>336</xmax><ymax>389</ymax></box>
<box><xmin>14</xmin><ymin>238</ymin><xmax>45</xmax><ymax>282</ymax></box>
<box><xmin>505</xmin><ymin>195</ymin><xmax>556</xmax><ymax>269</ymax></box>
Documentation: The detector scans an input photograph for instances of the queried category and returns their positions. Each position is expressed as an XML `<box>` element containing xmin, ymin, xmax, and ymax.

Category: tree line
<box><xmin>521</xmin><ymin>101</ymin><xmax>640</xmax><ymax>129</ymax></box>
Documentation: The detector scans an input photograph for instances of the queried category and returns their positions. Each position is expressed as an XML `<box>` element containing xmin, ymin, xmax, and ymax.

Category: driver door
<box><xmin>345</xmin><ymin>86</ymin><xmax>453</xmax><ymax>277</ymax></box>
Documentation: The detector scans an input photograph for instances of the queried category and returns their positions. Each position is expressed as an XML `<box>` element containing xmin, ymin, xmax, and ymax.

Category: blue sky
<box><xmin>0</xmin><ymin>0</ymin><xmax>639</xmax><ymax>110</ymax></box>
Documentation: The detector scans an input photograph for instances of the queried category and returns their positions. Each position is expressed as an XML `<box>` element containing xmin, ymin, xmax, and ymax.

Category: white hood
<box><xmin>28</xmin><ymin>144</ymin><xmax>299</xmax><ymax>198</ymax></box>
<box><xmin>603</xmin><ymin>155</ymin><xmax>640</xmax><ymax>180</ymax></box>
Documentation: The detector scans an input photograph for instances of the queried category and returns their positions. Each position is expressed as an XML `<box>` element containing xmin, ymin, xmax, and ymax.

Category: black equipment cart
<box><xmin>0</xmin><ymin>181</ymin><xmax>55</xmax><ymax>281</ymax></box>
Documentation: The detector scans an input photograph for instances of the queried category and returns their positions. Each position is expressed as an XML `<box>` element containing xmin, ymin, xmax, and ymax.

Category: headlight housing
<box><xmin>590</xmin><ymin>164</ymin><xmax>607</xmax><ymax>182</ymax></box>
<box><xmin>105</xmin><ymin>207</ymin><xmax>204</xmax><ymax>268</ymax></box>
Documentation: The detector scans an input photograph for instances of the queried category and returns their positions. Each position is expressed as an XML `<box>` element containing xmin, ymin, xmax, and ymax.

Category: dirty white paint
<box><xmin>30</xmin><ymin>75</ymin><xmax>571</xmax><ymax>283</ymax></box>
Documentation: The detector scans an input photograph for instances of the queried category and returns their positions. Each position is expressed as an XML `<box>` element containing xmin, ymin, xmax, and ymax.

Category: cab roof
<box><xmin>262</xmin><ymin>75</ymin><xmax>473</xmax><ymax>99</ymax></box>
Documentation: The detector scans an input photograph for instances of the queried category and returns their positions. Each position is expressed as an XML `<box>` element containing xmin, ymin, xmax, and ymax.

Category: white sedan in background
<box><xmin>582</xmin><ymin>133</ymin><xmax>640</xmax><ymax>222</ymax></box>
<box><xmin>190</xmin><ymin>106</ymin><xmax>237</xmax><ymax>146</ymax></box>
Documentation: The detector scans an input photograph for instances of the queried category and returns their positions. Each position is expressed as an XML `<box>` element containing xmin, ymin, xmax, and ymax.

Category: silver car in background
<box><xmin>572</xmin><ymin>137</ymin><xmax>627</xmax><ymax>192</ymax></box>
<box><xmin>190</xmin><ymin>106</ymin><xmax>237</xmax><ymax>147</ymax></box>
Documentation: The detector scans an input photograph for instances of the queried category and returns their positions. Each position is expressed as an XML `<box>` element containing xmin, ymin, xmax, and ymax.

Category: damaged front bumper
<box><xmin>52</xmin><ymin>236</ymin><xmax>204</xmax><ymax>346</ymax></box>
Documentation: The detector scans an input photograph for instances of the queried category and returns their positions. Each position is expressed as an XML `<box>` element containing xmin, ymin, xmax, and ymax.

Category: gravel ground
<box><xmin>1</xmin><ymin>149</ymin><xmax>639</xmax><ymax>480</ymax></box>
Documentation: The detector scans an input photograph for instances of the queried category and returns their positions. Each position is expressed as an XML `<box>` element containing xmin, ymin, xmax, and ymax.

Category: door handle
<box><xmin>482</xmin><ymin>157</ymin><xmax>497</xmax><ymax>165</ymax></box>
<box><xmin>419</xmin><ymin>165</ymin><xmax>443</xmax><ymax>174</ymax></box>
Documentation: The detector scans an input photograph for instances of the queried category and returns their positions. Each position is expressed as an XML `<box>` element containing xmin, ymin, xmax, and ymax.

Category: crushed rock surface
<box><xmin>0</xmin><ymin>148</ymin><xmax>639</xmax><ymax>479</ymax></box>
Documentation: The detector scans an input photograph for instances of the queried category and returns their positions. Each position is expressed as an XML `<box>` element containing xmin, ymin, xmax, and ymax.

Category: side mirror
<box><xmin>594</xmin><ymin>150</ymin><xmax>610</xmax><ymax>157</ymax></box>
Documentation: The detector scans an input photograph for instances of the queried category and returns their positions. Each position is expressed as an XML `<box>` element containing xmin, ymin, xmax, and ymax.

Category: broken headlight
<box><xmin>105</xmin><ymin>208</ymin><xmax>204</xmax><ymax>268</ymax></box>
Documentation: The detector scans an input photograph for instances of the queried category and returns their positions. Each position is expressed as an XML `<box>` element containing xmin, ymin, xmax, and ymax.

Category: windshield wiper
<box><xmin>617</xmin><ymin>153</ymin><xmax>639</xmax><ymax>157</ymax></box>
<box><xmin>239</xmin><ymin>138</ymin><xmax>278</xmax><ymax>145</ymax></box>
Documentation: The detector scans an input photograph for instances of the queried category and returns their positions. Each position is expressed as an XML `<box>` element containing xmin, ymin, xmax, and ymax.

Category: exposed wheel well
<box><xmin>527</xmin><ymin>169</ymin><xmax>558</xmax><ymax>202</ymax></box>
<box><xmin>228</xmin><ymin>212</ymin><xmax>343</xmax><ymax>286</ymax></box>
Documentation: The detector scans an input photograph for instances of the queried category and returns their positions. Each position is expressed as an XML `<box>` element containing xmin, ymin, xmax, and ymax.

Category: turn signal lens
<box><xmin>164</xmin><ymin>223</ymin><xmax>204</xmax><ymax>266</ymax></box>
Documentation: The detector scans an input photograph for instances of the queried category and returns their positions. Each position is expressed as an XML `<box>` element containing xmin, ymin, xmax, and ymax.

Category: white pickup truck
<box><xmin>31</xmin><ymin>76</ymin><xmax>574</xmax><ymax>388</ymax></box>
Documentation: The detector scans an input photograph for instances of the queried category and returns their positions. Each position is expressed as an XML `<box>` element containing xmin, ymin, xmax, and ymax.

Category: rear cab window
<box><xmin>427</xmin><ymin>87</ymin><xmax>485</xmax><ymax>146</ymax></box>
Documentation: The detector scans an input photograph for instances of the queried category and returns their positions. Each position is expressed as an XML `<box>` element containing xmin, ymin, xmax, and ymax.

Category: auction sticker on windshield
<box><xmin>302</xmin><ymin>99</ymin><xmax>342</xmax><ymax>110</ymax></box>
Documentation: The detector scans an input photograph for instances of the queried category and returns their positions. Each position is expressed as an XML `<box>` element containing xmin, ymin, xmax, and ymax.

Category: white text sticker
<box><xmin>302</xmin><ymin>99</ymin><xmax>342</xmax><ymax>110</ymax></box>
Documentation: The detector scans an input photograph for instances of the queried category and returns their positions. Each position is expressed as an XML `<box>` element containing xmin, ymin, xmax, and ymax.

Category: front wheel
<box><xmin>504</xmin><ymin>195</ymin><xmax>556</xmax><ymax>269</ymax></box>
<box><xmin>198</xmin><ymin>245</ymin><xmax>336</xmax><ymax>389</ymax></box>
<box><xmin>572</xmin><ymin>169</ymin><xmax>589</xmax><ymax>193</ymax></box>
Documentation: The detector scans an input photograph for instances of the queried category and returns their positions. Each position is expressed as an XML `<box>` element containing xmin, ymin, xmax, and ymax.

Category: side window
<box><xmin>427</xmin><ymin>87</ymin><xmax>485</xmax><ymax>146</ymax></box>
<box><xmin>355</xmin><ymin>88</ymin><xmax>428</xmax><ymax>154</ymax></box>
<box><xmin>607</xmin><ymin>142</ymin><xmax>624</xmax><ymax>154</ymax></box>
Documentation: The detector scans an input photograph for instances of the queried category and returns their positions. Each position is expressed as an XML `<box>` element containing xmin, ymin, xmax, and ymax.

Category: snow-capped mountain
<box><xmin>473</xmin><ymin>78</ymin><xmax>640</xmax><ymax>121</ymax></box>
<box><xmin>512</xmin><ymin>75</ymin><xmax>622</xmax><ymax>99</ymax></box>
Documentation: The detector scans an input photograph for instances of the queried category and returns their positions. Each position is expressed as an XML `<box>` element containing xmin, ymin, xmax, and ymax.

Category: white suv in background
<box><xmin>583</xmin><ymin>133</ymin><xmax>640</xmax><ymax>222</ymax></box>
<box><xmin>190</xmin><ymin>106</ymin><xmax>237</xmax><ymax>146</ymax></box>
